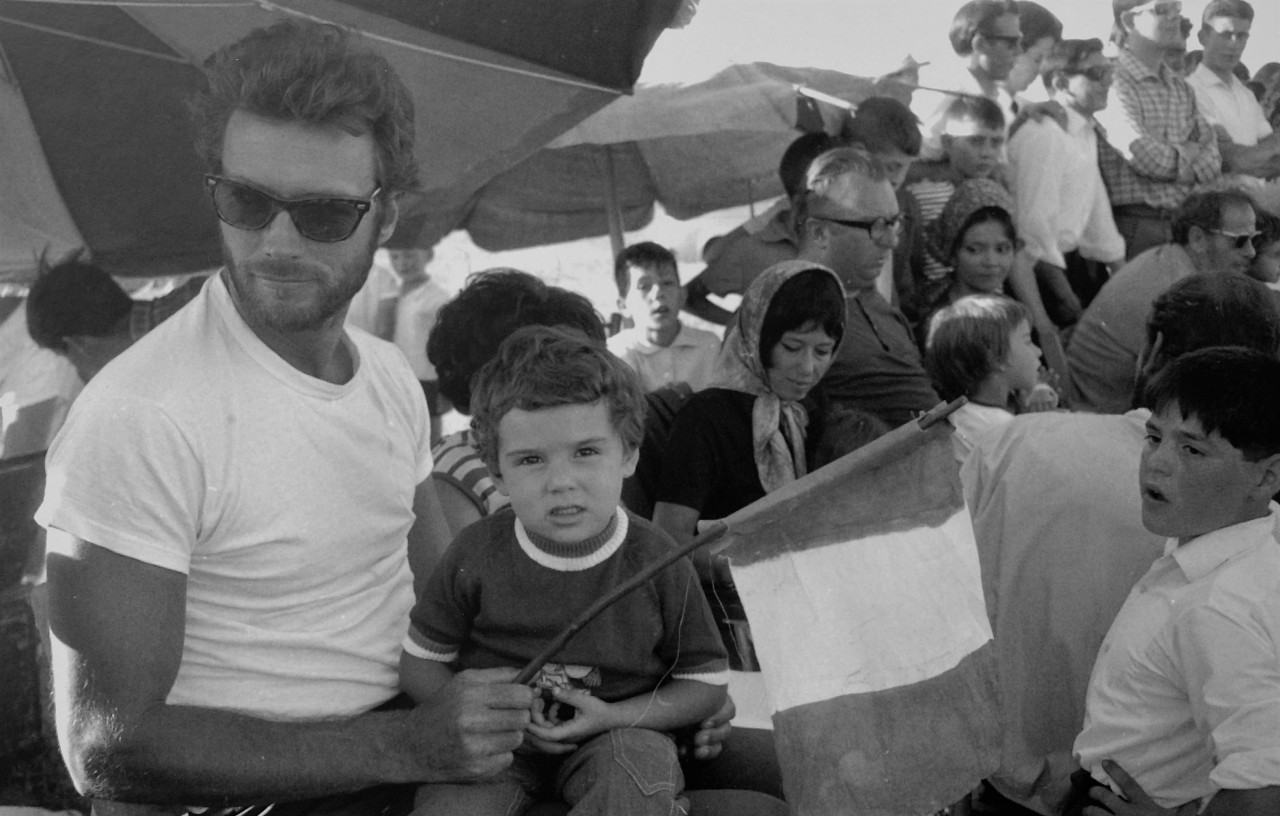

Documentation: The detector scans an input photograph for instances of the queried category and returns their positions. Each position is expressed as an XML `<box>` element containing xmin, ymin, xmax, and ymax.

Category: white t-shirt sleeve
<box><xmin>39</xmin><ymin>391</ymin><xmax>204</xmax><ymax>574</ymax></box>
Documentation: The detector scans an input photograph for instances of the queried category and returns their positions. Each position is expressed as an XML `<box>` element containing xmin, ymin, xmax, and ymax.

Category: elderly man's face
<box><xmin>805</xmin><ymin>174</ymin><xmax>900</xmax><ymax>293</ymax></box>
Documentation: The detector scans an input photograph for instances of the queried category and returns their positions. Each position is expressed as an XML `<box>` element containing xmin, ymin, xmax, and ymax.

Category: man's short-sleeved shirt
<box><xmin>38</xmin><ymin>273</ymin><xmax>432</xmax><ymax>721</ymax></box>
<box><xmin>1186</xmin><ymin>64</ymin><xmax>1273</xmax><ymax>148</ymax></box>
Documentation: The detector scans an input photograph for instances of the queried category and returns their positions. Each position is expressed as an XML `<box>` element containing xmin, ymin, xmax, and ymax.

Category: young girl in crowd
<box><xmin>925</xmin><ymin>294</ymin><xmax>1042</xmax><ymax>459</ymax></box>
<box><xmin>921</xmin><ymin>178</ymin><xmax>1019</xmax><ymax>337</ymax></box>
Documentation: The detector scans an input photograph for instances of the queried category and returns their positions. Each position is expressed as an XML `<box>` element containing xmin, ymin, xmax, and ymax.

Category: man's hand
<box><xmin>677</xmin><ymin>695</ymin><xmax>735</xmax><ymax>761</ymax></box>
<box><xmin>1082</xmin><ymin>760</ymin><xmax>1196</xmax><ymax>816</ymax></box>
<box><xmin>405</xmin><ymin>667</ymin><xmax>534</xmax><ymax>783</ymax></box>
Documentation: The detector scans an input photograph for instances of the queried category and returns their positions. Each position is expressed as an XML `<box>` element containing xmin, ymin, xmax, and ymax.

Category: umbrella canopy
<box><xmin>0</xmin><ymin>0</ymin><xmax>684</xmax><ymax>283</ymax></box>
<box><xmin>430</xmin><ymin>61</ymin><xmax>902</xmax><ymax>253</ymax></box>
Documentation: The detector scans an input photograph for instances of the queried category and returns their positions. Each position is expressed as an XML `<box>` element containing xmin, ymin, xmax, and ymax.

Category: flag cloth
<box><xmin>721</xmin><ymin>420</ymin><xmax>1000</xmax><ymax>816</ymax></box>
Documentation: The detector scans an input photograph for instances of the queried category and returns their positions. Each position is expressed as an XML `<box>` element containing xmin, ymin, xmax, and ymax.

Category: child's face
<box><xmin>942</xmin><ymin>127</ymin><xmax>1004</xmax><ymax>180</ymax></box>
<box><xmin>764</xmin><ymin>321</ymin><xmax>837</xmax><ymax>402</ymax></box>
<box><xmin>1139</xmin><ymin>403</ymin><xmax>1266</xmax><ymax>545</ymax></box>
<box><xmin>1003</xmin><ymin>320</ymin><xmax>1041</xmax><ymax>394</ymax></box>
<box><xmin>492</xmin><ymin>400</ymin><xmax>637</xmax><ymax>546</ymax></box>
<box><xmin>622</xmin><ymin>263</ymin><xmax>684</xmax><ymax>337</ymax></box>
<box><xmin>954</xmin><ymin>219</ymin><xmax>1015</xmax><ymax>294</ymax></box>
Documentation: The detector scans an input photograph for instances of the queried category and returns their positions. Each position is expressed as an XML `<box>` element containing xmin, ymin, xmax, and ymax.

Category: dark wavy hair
<box><xmin>427</xmin><ymin>269</ymin><xmax>604</xmax><ymax>414</ymax></box>
<box><xmin>189</xmin><ymin>20</ymin><xmax>419</xmax><ymax>192</ymax></box>
<box><xmin>1144</xmin><ymin>347</ymin><xmax>1280</xmax><ymax>462</ymax></box>
<box><xmin>470</xmin><ymin>326</ymin><xmax>646</xmax><ymax>476</ymax></box>
<box><xmin>26</xmin><ymin>250</ymin><xmax>130</xmax><ymax>352</ymax></box>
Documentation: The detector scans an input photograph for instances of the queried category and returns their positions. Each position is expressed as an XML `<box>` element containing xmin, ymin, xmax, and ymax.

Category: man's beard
<box><xmin>222</xmin><ymin>227</ymin><xmax>379</xmax><ymax>334</ymax></box>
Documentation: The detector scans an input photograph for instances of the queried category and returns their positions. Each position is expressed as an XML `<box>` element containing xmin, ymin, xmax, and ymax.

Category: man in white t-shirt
<box><xmin>1185</xmin><ymin>0</ymin><xmax>1280</xmax><ymax>181</ymax></box>
<box><xmin>37</xmin><ymin>20</ymin><xmax>534</xmax><ymax>816</ymax></box>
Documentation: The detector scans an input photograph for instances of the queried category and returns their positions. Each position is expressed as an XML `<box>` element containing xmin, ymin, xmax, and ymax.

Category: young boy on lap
<box><xmin>1071</xmin><ymin>347</ymin><xmax>1280</xmax><ymax>815</ymax></box>
<box><xmin>401</xmin><ymin>325</ymin><xmax>729</xmax><ymax>815</ymax></box>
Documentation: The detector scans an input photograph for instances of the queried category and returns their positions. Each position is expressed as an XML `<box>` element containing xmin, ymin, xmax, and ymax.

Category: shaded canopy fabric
<box><xmin>0</xmin><ymin>0</ymin><xmax>683</xmax><ymax>282</ymax></box>
<box><xmin>446</xmin><ymin>61</ymin><xmax>900</xmax><ymax>252</ymax></box>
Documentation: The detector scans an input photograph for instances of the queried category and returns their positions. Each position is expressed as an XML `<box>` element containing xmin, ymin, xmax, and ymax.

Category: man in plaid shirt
<box><xmin>1096</xmin><ymin>0</ymin><xmax>1222</xmax><ymax>261</ymax></box>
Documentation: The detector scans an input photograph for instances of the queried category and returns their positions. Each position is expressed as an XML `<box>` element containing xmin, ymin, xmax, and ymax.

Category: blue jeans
<box><xmin>411</xmin><ymin>728</ymin><xmax>686</xmax><ymax>816</ymax></box>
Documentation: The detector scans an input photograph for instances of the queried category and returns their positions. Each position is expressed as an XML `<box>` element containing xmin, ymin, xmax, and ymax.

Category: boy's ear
<box><xmin>490</xmin><ymin>469</ymin><xmax>509</xmax><ymax>497</ymax></box>
<box><xmin>622</xmin><ymin>444</ymin><xmax>639</xmax><ymax>479</ymax></box>
<box><xmin>1250</xmin><ymin>452</ymin><xmax>1280</xmax><ymax>502</ymax></box>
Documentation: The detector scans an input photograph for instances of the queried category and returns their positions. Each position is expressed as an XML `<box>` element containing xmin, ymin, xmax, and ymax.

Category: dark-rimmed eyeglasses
<box><xmin>1208</xmin><ymin>228</ymin><xmax>1260</xmax><ymax>250</ymax></box>
<box><xmin>981</xmin><ymin>33</ymin><xmax>1023</xmax><ymax>50</ymax></box>
<box><xmin>1128</xmin><ymin>0</ymin><xmax>1182</xmax><ymax>20</ymax></box>
<box><xmin>204</xmin><ymin>175</ymin><xmax>381</xmax><ymax>243</ymax></box>
<box><xmin>817</xmin><ymin>215</ymin><xmax>902</xmax><ymax>244</ymax></box>
<box><xmin>1067</xmin><ymin>65</ymin><xmax>1114</xmax><ymax>83</ymax></box>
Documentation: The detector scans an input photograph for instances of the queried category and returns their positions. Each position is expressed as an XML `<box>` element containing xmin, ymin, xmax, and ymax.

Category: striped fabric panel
<box><xmin>431</xmin><ymin>431</ymin><xmax>509</xmax><ymax>517</ymax></box>
<box><xmin>402</xmin><ymin>627</ymin><xmax>458</xmax><ymax>663</ymax></box>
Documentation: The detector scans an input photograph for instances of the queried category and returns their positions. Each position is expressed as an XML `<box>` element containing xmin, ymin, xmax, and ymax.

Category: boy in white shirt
<box><xmin>608</xmin><ymin>242</ymin><xmax>721</xmax><ymax>393</ymax></box>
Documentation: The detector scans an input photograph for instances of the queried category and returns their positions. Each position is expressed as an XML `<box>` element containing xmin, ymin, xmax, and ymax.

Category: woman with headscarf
<box><xmin>651</xmin><ymin>261</ymin><xmax>847</xmax><ymax>586</ymax></box>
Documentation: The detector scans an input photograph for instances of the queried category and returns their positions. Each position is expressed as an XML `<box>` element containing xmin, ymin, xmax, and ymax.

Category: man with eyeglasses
<box><xmin>912</xmin><ymin>0</ymin><xmax>1023</xmax><ymax>162</ymax></box>
<box><xmin>1066</xmin><ymin>189</ymin><xmax>1258</xmax><ymax>415</ymax></box>
<box><xmin>1095</xmin><ymin>0</ymin><xmax>1222</xmax><ymax>262</ymax></box>
<box><xmin>33</xmin><ymin>20</ymin><xmax>533</xmax><ymax>816</ymax></box>
<box><xmin>1007</xmin><ymin>38</ymin><xmax>1126</xmax><ymax>328</ymax></box>
<box><xmin>795</xmin><ymin>147</ymin><xmax>939</xmax><ymax>427</ymax></box>
<box><xmin>1185</xmin><ymin>0</ymin><xmax>1280</xmax><ymax>182</ymax></box>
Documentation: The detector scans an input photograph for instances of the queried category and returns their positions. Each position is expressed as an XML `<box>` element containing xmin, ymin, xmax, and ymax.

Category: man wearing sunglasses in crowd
<box><xmin>793</xmin><ymin>147</ymin><xmax>940</xmax><ymax>427</ymax></box>
<box><xmin>32</xmin><ymin>20</ymin><xmax>779</xmax><ymax>816</ymax></box>
<box><xmin>1095</xmin><ymin>0</ymin><xmax>1223</xmax><ymax>262</ymax></box>
<box><xmin>912</xmin><ymin>0</ymin><xmax>1023</xmax><ymax>162</ymax></box>
<box><xmin>1007</xmin><ymin>38</ymin><xmax>1127</xmax><ymax>330</ymax></box>
<box><xmin>1066</xmin><ymin>189</ymin><xmax>1258</xmax><ymax>415</ymax></box>
<box><xmin>1185</xmin><ymin>0</ymin><xmax>1280</xmax><ymax>183</ymax></box>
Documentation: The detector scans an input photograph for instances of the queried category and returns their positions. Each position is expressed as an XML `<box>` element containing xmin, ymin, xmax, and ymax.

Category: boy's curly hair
<box><xmin>470</xmin><ymin>326</ymin><xmax>646</xmax><ymax>476</ymax></box>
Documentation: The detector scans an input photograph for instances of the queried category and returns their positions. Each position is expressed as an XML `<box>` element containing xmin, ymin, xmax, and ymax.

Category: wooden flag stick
<box><xmin>512</xmin><ymin>398</ymin><xmax>964</xmax><ymax>685</ymax></box>
<box><xmin>514</xmin><ymin>521</ymin><xmax>729</xmax><ymax>685</ymax></box>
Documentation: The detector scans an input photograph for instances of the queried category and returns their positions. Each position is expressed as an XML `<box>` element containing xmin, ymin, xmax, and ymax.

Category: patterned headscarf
<box><xmin>711</xmin><ymin>260</ymin><xmax>846</xmax><ymax>493</ymax></box>
<box><xmin>929</xmin><ymin>178</ymin><xmax>1014</xmax><ymax>263</ymax></box>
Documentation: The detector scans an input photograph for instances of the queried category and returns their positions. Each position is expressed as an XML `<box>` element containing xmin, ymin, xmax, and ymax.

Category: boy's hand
<box><xmin>676</xmin><ymin>695</ymin><xmax>735</xmax><ymax>761</ymax></box>
<box><xmin>525</xmin><ymin>687</ymin><xmax>619</xmax><ymax>744</ymax></box>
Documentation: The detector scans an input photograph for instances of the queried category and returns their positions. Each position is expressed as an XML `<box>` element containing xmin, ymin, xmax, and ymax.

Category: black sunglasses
<box><xmin>204</xmin><ymin>175</ymin><xmax>381</xmax><ymax>243</ymax></box>
<box><xmin>981</xmin><ymin>33</ymin><xmax>1022</xmax><ymax>49</ymax></box>
<box><xmin>1208</xmin><ymin>228</ymin><xmax>1260</xmax><ymax>250</ymax></box>
<box><xmin>1067</xmin><ymin>66</ymin><xmax>1114</xmax><ymax>83</ymax></box>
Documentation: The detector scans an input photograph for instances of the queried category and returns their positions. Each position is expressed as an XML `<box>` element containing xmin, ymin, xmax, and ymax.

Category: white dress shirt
<box><xmin>1008</xmin><ymin>105</ymin><xmax>1126</xmax><ymax>269</ymax></box>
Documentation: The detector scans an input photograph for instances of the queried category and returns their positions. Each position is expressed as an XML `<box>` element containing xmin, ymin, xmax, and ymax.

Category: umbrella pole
<box><xmin>603</xmin><ymin>145</ymin><xmax>625</xmax><ymax>261</ymax></box>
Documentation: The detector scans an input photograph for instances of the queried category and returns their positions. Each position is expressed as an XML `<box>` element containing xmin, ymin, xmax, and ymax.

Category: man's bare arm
<box><xmin>47</xmin><ymin>533</ymin><xmax>531</xmax><ymax>805</ymax></box>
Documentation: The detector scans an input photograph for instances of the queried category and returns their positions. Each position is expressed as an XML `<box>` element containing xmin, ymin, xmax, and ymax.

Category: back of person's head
<box><xmin>779</xmin><ymin>132</ymin><xmax>839</xmax><ymax>199</ymax></box>
<box><xmin>1041</xmin><ymin>38</ymin><xmax>1106</xmax><ymax>91</ymax></box>
<box><xmin>614</xmin><ymin>241</ymin><xmax>677</xmax><ymax>299</ymax></box>
<box><xmin>469</xmin><ymin>325</ymin><xmax>646</xmax><ymax>475</ymax></box>
<box><xmin>793</xmin><ymin>146</ymin><xmax>885</xmax><ymax>237</ymax></box>
<box><xmin>925</xmin><ymin>294</ymin><xmax>1031</xmax><ymax>401</ymax></box>
<box><xmin>950</xmin><ymin>0</ymin><xmax>1020</xmax><ymax>57</ymax></box>
<box><xmin>811</xmin><ymin>404</ymin><xmax>891</xmax><ymax>469</ymax></box>
<box><xmin>1015</xmin><ymin>1</ymin><xmax>1063</xmax><ymax>48</ymax></box>
<box><xmin>189</xmin><ymin>20</ymin><xmax>419</xmax><ymax>193</ymax></box>
<box><xmin>1201</xmin><ymin>0</ymin><xmax>1254</xmax><ymax>25</ymax></box>
<box><xmin>758</xmin><ymin>267</ymin><xmax>847</xmax><ymax>360</ymax></box>
<box><xmin>1145</xmin><ymin>273</ymin><xmax>1280</xmax><ymax>366</ymax></box>
<box><xmin>1170</xmin><ymin>188</ymin><xmax>1257</xmax><ymax>245</ymax></box>
<box><xmin>845</xmin><ymin>97</ymin><xmax>922</xmax><ymax>158</ymax></box>
<box><xmin>940</xmin><ymin>94</ymin><xmax>1006</xmax><ymax>135</ymax></box>
<box><xmin>26</xmin><ymin>251</ymin><xmax>130</xmax><ymax>352</ymax></box>
<box><xmin>427</xmin><ymin>269</ymin><xmax>604</xmax><ymax>414</ymax></box>
<box><xmin>1143</xmin><ymin>347</ymin><xmax>1280</xmax><ymax>462</ymax></box>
